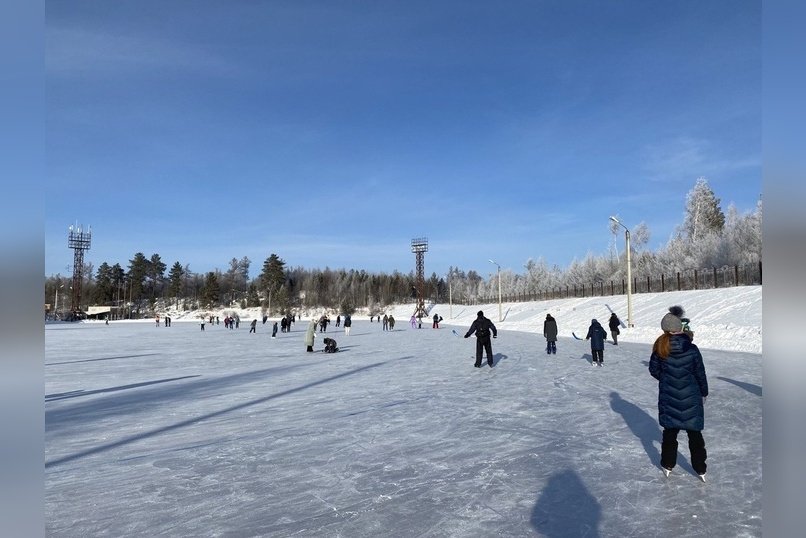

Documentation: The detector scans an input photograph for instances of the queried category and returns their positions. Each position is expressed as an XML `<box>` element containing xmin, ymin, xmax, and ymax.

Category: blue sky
<box><xmin>45</xmin><ymin>1</ymin><xmax>761</xmax><ymax>280</ymax></box>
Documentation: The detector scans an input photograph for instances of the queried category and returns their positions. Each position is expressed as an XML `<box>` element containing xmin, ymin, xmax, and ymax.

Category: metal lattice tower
<box><xmin>410</xmin><ymin>237</ymin><xmax>428</xmax><ymax>318</ymax></box>
<box><xmin>68</xmin><ymin>223</ymin><xmax>92</xmax><ymax>313</ymax></box>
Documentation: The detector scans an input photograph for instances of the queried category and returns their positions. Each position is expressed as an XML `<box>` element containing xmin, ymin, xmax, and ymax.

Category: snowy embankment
<box><xmin>77</xmin><ymin>285</ymin><xmax>762</xmax><ymax>355</ymax></box>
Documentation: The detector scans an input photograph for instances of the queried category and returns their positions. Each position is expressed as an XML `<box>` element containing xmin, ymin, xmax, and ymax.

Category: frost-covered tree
<box><xmin>682</xmin><ymin>177</ymin><xmax>725</xmax><ymax>243</ymax></box>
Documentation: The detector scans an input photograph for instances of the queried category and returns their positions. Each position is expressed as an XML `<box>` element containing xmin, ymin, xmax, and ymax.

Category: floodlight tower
<box><xmin>68</xmin><ymin>223</ymin><xmax>92</xmax><ymax>314</ymax></box>
<box><xmin>411</xmin><ymin>237</ymin><xmax>429</xmax><ymax>319</ymax></box>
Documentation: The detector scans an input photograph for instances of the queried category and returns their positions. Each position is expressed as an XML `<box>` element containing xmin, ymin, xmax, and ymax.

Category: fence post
<box><xmin>759</xmin><ymin>261</ymin><xmax>762</xmax><ymax>284</ymax></box>
<box><xmin>713</xmin><ymin>266</ymin><xmax>718</xmax><ymax>289</ymax></box>
<box><xmin>646</xmin><ymin>275</ymin><xmax>651</xmax><ymax>293</ymax></box>
<box><xmin>694</xmin><ymin>269</ymin><xmax>698</xmax><ymax>290</ymax></box>
<box><xmin>734</xmin><ymin>265</ymin><xmax>739</xmax><ymax>286</ymax></box>
<box><xmin>677</xmin><ymin>272</ymin><xmax>681</xmax><ymax>291</ymax></box>
<box><xmin>661</xmin><ymin>273</ymin><xmax>665</xmax><ymax>292</ymax></box>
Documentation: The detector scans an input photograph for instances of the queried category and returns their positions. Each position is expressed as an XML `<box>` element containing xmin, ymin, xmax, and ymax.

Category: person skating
<box><xmin>305</xmin><ymin>318</ymin><xmax>317</xmax><ymax>352</ymax></box>
<box><xmin>335</xmin><ymin>315</ymin><xmax>341</xmax><ymax>328</ymax></box>
<box><xmin>464</xmin><ymin>310</ymin><xmax>498</xmax><ymax>368</ymax></box>
<box><xmin>410</xmin><ymin>314</ymin><xmax>416</xmax><ymax>329</ymax></box>
<box><xmin>343</xmin><ymin>314</ymin><xmax>352</xmax><ymax>336</ymax></box>
<box><xmin>388</xmin><ymin>315</ymin><xmax>395</xmax><ymax>330</ymax></box>
<box><xmin>608</xmin><ymin>312</ymin><xmax>621</xmax><ymax>345</ymax></box>
<box><xmin>649</xmin><ymin>305</ymin><xmax>709</xmax><ymax>481</ymax></box>
<box><xmin>585</xmin><ymin>319</ymin><xmax>607</xmax><ymax>366</ymax></box>
<box><xmin>543</xmin><ymin>313</ymin><xmax>558</xmax><ymax>354</ymax></box>
<box><xmin>433</xmin><ymin>313</ymin><xmax>441</xmax><ymax>329</ymax></box>
<box><xmin>272</xmin><ymin>321</ymin><xmax>278</xmax><ymax>338</ymax></box>
<box><xmin>382</xmin><ymin>314</ymin><xmax>389</xmax><ymax>331</ymax></box>
<box><xmin>249</xmin><ymin>319</ymin><xmax>257</xmax><ymax>333</ymax></box>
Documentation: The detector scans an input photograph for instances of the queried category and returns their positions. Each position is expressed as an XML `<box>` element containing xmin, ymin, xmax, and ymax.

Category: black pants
<box><xmin>611</xmin><ymin>332</ymin><xmax>618</xmax><ymax>344</ymax></box>
<box><xmin>475</xmin><ymin>338</ymin><xmax>494</xmax><ymax>366</ymax></box>
<box><xmin>546</xmin><ymin>341</ymin><xmax>556</xmax><ymax>354</ymax></box>
<box><xmin>592</xmin><ymin>349</ymin><xmax>603</xmax><ymax>363</ymax></box>
<box><xmin>661</xmin><ymin>428</ymin><xmax>707</xmax><ymax>474</ymax></box>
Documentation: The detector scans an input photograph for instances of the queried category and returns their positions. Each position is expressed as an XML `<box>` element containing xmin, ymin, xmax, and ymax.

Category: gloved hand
<box><xmin>493</xmin><ymin>335</ymin><xmax>497</xmax><ymax>339</ymax></box>
<box><xmin>464</xmin><ymin>335</ymin><xmax>469</xmax><ymax>338</ymax></box>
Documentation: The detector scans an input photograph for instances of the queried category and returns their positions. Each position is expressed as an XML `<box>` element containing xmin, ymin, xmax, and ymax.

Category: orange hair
<box><xmin>652</xmin><ymin>333</ymin><xmax>671</xmax><ymax>359</ymax></box>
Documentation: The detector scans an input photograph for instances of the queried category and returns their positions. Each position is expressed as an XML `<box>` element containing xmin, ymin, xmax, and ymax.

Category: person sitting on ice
<box><xmin>323</xmin><ymin>337</ymin><xmax>339</xmax><ymax>353</ymax></box>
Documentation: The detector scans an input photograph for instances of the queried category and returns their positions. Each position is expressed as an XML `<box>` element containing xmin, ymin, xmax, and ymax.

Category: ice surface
<box><xmin>46</xmin><ymin>287</ymin><xmax>761</xmax><ymax>536</ymax></box>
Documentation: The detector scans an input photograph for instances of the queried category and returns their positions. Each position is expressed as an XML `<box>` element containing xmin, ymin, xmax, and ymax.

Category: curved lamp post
<box><xmin>609</xmin><ymin>216</ymin><xmax>633</xmax><ymax>327</ymax></box>
<box><xmin>489</xmin><ymin>259</ymin><xmax>502</xmax><ymax>322</ymax></box>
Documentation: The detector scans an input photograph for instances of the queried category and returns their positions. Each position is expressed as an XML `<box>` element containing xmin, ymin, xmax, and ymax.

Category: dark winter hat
<box><xmin>477</xmin><ymin>310</ymin><xmax>484</xmax><ymax>317</ymax></box>
<box><xmin>591</xmin><ymin>319</ymin><xmax>598</xmax><ymax>324</ymax></box>
<box><xmin>661</xmin><ymin>305</ymin><xmax>685</xmax><ymax>332</ymax></box>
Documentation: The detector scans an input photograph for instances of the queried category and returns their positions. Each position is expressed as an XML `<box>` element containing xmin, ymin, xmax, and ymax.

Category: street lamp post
<box><xmin>489</xmin><ymin>259</ymin><xmax>502</xmax><ymax>322</ymax></box>
<box><xmin>54</xmin><ymin>284</ymin><xmax>64</xmax><ymax>319</ymax></box>
<box><xmin>609</xmin><ymin>216</ymin><xmax>633</xmax><ymax>327</ymax></box>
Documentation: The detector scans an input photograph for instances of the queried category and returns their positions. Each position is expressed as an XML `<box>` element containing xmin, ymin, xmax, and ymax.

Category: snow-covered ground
<box><xmin>45</xmin><ymin>286</ymin><xmax>761</xmax><ymax>536</ymax></box>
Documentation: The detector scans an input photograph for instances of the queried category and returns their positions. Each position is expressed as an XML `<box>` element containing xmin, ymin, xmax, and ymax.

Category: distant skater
<box><xmin>272</xmin><ymin>321</ymin><xmax>278</xmax><ymax>338</ymax></box>
<box><xmin>249</xmin><ymin>319</ymin><xmax>257</xmax><ymax>333</ymax></box>
<box><xmin>382</xmin><ymin>314</ymin><xmax>389</xmax><ymax>331</ymax></box>
<box><xmin>585</xmin><ymin>319</ymin><xmax>607</xmax><ymax>366</ymax></box>
<box><xmin>200</xmin><ymin>319</ymin><xmax>205</xmax><ymax>331</ymax></box>
<box><xmin>410</xmin><ymin>315</ymin><xmax>416</xmax><ymax>329</ymax></box>
<box><xmin>609</xmin><ymin>312</ymin><xmax>621</xmax><ymax>345</ymax></box>
<box><xmin>388</xmin><ymin>315</ymin><xmax>395</xmax><ymax>330</ymax></box>
<box><xmin>335</xmin><ymin>315</ymin><xmax>341</xmax><ymax>328</ymax></box>
<box><xmin>464</xmin><ymin>310</ymin><xmax>498</xmax><ymax>368</ymax></box>
<box><xmin>543</xmin><ymin>313</ymin><xmax>558</xmax><ymax>354</ymax></box>
<box><xmin>649</xmin><ymin>305</ymin><xmax>709</xmax><ymax>481</ymax></box>
<box><xmin>343</xmin><ymin>314</ymin><xmax>352</xmax><ymax>336</ymax></box>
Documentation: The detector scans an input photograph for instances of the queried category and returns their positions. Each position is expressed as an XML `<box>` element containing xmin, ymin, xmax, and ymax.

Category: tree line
<box><xmin>45</xmin><ymin>178</ymin><xmax>761</xmax><ymax>317</ymax></box>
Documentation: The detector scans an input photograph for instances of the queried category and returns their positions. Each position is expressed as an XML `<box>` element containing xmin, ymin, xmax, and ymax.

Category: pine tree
<box><xmin>201</xmin><ymin>271</ymin><xmax>220</xmax><ymax>308</ymax></box>
<box><xmin>168</xmin><ymin>262</ymin><xmax>184</xmax><ymax>305</ymax></box>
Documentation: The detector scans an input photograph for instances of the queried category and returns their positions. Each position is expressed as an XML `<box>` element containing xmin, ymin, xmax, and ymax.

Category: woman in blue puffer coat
<box><xmin>649</xmin><ymin>306</ymin><xmax>709</xmax><ymax>481</ymax></box>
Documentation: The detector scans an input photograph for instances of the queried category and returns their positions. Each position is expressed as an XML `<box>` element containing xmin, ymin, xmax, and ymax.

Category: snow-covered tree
<box><xmin>682</xmin><ymin>177</ymin><xmax>725</xmax><ymax>243</ymax></box>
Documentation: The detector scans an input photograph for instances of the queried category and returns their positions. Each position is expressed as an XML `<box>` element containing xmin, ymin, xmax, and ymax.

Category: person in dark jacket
<box><xmin>249</xmin><ymin>319</ymin><xmax>257</xmax><ymax>333</ymax></box>
<box><xmin>464</xmin><ymin>310</ymin><xmax>498</xmax><ymax>368</ymax></box>
<box><xmin>343</xmin><ymin>314</ymin><xmax>352</xmax><ymax>336</ymax></box>
<box><xmin>543</xmin><ymin>314</ymin><xmax>558</xmax><ymax>354</ymax></box>
<box><xmin>323</xmin><ymin>337</ymin><xmax>338</xmax><ymax>353</ymax></box>
<box><xmin>649</xmin><ymin>305</ymin><xmax>709</xmax><ymax>481</ymax></box>
<box><xmin>608</xmin><ymin>312</ymin><xmax>621</xmax><ymax>345</ymax></box>
<box><xmin>585</xmin><ymin>319</ymin><xmax>607</xmax><ymax>366</ymax></box>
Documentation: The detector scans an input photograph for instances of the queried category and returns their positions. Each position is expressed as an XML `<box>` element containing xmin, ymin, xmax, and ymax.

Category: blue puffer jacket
<box><xmin>649</xmin><ymin>334</ymin><xmax>709</xmax><ymax>431</ymax></box>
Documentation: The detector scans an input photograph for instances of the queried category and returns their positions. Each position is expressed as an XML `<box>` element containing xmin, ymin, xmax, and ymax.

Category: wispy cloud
<box><xmin>641</xmin><ymin>136</ymin><xmax>760</xmax><ymax>184</ymax></box>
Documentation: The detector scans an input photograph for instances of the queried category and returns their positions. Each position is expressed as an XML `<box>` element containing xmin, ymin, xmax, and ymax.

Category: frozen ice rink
<box><xmin>45</xmin><ymin>307</ymin><xmax>761</xmax><ymax>537</ymax></box>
